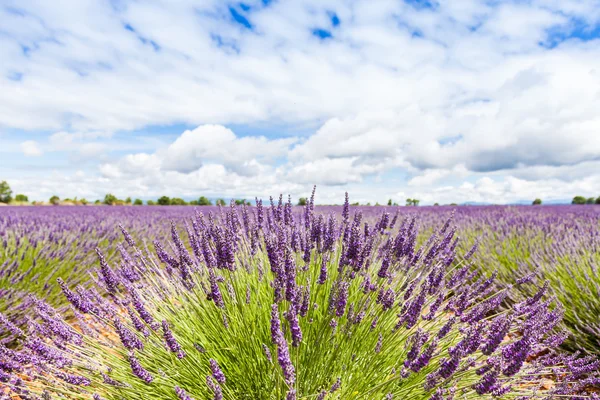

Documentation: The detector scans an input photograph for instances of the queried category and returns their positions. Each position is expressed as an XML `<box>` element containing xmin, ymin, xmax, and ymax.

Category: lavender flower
<box><xmin>162</xmin><ymin>320</ymin><xmax>185</xmax><ymax>359</ymax></box>
<box><xmin>128</xmin><ymin>353</ymin><xmax>153</xmax><ymax>383</ymax></box>
<box><xmin>175</xmin><ymin>386</ymin><xmax>193</xmax><ymax>400</ymax></box>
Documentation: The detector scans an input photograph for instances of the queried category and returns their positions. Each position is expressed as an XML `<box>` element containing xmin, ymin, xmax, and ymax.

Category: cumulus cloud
<box><xmin>161</xmin><ymin>125</ymin><xmax>295</xmax><ymax>175</ymax></box>
<box><xmin>2</xmin><ymin>0</ymin><xmax>600</xmax><ymax>203</ymax></box>
<box><xmin>20</xmin><ymin>140</ymin><xmax>43</xmax><ymax>157</ymax></box>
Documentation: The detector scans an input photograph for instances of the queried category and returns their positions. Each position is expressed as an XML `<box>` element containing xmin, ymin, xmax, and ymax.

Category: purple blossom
<box><xmin>175</xmin><ymin>386</ymin><xmax>193</xmax><ymax>400</ymax></box>
<box><xmin>128</xmin><ymin>352</ymin><xmax>153</xmax><ymax>383</ymax></box>
<box><xmin>162</xmin><ymin>320</ymin><xmax>185</xmax><ymax>358</ymax></box>
<box><xmin>210</xmin><ymin>359</ymin><xmax>226</xmax><ymax>384</ymax></box>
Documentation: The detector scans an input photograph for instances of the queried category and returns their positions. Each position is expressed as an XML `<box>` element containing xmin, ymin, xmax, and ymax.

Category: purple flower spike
<box><xmin>128</xmin><ymin>353</ymin><xmax>153</xmax><ymax>383</ymax></box>
<box><xmin>210</xmin><ymin>359</ymin><xmax>226</xmax><ymax>384</ymax></box>
<box><xmin>270</xmin><ymin>304</ymin><xmax>296</xmax><ymax>386</ymax></box>
<box><xmin>162</xmin><ymin>320</ymin><xmax>185</xmax><ymax>358</ymax></box>
<box><xmin>115</xmin><ymin>318</ymin><xmax>144</xmax><ymax>351</ymax></box>
<box><xmin>175</xmin><ymin>386</ymin><xmax>193</xmax><ymax>400</ymax></box>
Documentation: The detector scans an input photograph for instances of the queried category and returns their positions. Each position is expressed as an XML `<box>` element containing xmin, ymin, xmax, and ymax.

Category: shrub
<box><xmin>157</xmin><ymin>196</ymin><xmax>171</xmax><ymax>206</ymax></box>
<box><xmin>170</xmin><ymin>198</ymin><xmax>188</xmax><ymax>206</ymax></box>
<box><xmin>198</xmin><ymin>196</ymin><xmax>212</xmax><ymax>206</ymax></box>
<box><xmin>0</xmin><ymin>180</ymin><xmax>12</xmax><ymax>203</ymax></box>
<box><xmin>572</xmin><ymin>196</ymin><xmax>586</xmax><ymax>205</ymax></box>
<box><xmin>104</xmin><ymin>193</ymin><xmax>118</xmax><ymax>205</ymax></box>
<box><xmin>49</xmin><ymin>195</ymin><xmax>60</xmax><ymax>205</ymax></box>
<box><xmin>125</xmin><ymin>197</ymin><xmax>132</xmax><ymax>204</ymax></box>
<box><xmin>216</xmin><ymin>198</ymin><xmax>226</xmax><ymax>206</ymax></box>
<box><xmin>14</xmin><ymin>194</ymin><xmax>28</xmax><ymax>202</ymax></box>
<box><xmin>147</xmin><ymin>200</ymin><xmax>156</xmax><ymax>206</ymax></box>
<box><xmin>298</xmin><ymin>197</ymin><xmax>307</xmax><ymax>206</ymax></box>
<box><xmin>532</xmin><ymin>198</ymin><xmax>542</xmax><ymax>205</ymax></box>
<box><xmin>133</xmin><ymin>199</ymin><xmax>143</xmax><ymax>206</ymax></box>
<box><xmin>0</xmin><ymin>193</ymin><xmax>595</xmax><ymax>400</ymax></box>
<box><xmin>586</xmin><ymin>197</ymin><xmax>595</xmax><ymax>204</ymax></box>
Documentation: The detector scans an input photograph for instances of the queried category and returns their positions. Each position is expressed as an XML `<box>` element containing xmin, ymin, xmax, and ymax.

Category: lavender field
<box><xmin>1</xmin><ymin>197</ymin><xmax>600</xmax><ymax>399</ymax></box>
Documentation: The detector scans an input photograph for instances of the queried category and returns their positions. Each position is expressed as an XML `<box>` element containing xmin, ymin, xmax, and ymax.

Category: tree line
<box><xmin>5</xmin><ymin>180</ymin><xmax>598</xmax><ymax>207</ymax></box>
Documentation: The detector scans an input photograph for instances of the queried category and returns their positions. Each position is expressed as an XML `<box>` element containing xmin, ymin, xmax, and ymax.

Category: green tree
<box><xmin>572</xmin><ymin>196</ymin><xmax>587</xmax><ymax>205</ymax></box>
<box><xmin>216</xmin><ymin>198</ymin><xmax>226</xmax><ymax>206</ymax></box>
<box><xmin>596</xmin><ymin>197</ymin><xmax>600</xmax><ymax>205</ymax></box>
<box><xmin>387</xmin><ymin>199</ymin><xmax>392</xmax><ymax>206</ymax></box>
<box><xmin>170</xmin><ymin>198</ymin><xmax>187</xmax><ymax>206</ymax></box>
<box><xmin>15</xmin><ymin>194</ymin><xmax>28</xmax><ymax>202</ymax></box>
<box><xmin>104</xmin><ymin>193</ymin><xmax>118</xmax><ymax>205</ymax></box>
<box><xmin>49</xmin><ymin>195</ymin><xmax>60</xmax><ymax>205</ymax></box>
<box><xmin>133</xmin><ymin>199</ymin><xmax>143</xmax><ymax>205</ymax></box>
<box><xmin>147</xmin><ymin>200</ymin><xmax>156</xmax><ymax>205</ymax></box>
<box><xmin>586</xmin><ymin>197</ymin><xmax>595</xmax><ymax>204</ymax></box>
<box><xmin>297</xmin><ymin>197</ymin><xmax>307</xmax><ymax>206</ymax></box>
<box><xmin>532</xmin><ymin>198</ymin><xmax>542</xmax><ymax>205</ymax></box>
<box><xmin>235</xmin><ymin>199</ymin><xmax>247</xmax><ymax>206</ymax></box>
<box><xmin>406</xmin><ymin>198</ymin><xmax>412</xmax><ymax>206</ymax></box>
<box><xmin>80</xmin><ymin>198</ymin><xmax>88</xmax><ymax>205</ymax></box>
<box><xmin>0</xmin><ymin>181</ymin><xmax>12</xmax><ymax>203</ymax></box>
<box><xmin>94</xmin><ymin>199</ymin><xmax>101</xmax><ymax>205</ymax></box>
<box><xmin>198</xmin><ymin>196</ymin><xmax>212</xmax><ymax>206</ymax></box>
<box><xmin>157</xmin><ymin>196</ymin><xmax>171</xmax><ymax>206</ymax></box>
<box><xmin>406</xmin><ymin>198</ymin><xmax>419</xmax><ymax>206</ymax></box>
<box><xmin>433</xmin><ymin>202</ymin><xmax>439</xmax><ymax>206</ymax></box>
<box><xmin>125</xmin><ymin>197</ymin><xmax>132</xmax><ymax>204</ymax></box>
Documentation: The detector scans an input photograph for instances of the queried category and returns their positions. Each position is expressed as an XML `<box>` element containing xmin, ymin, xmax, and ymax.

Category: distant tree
<box><xmin>375</xmin><ymin>202</ymin><xmax>380</xmax><ymax>206</ymax></box>
<box><xmin>298</xmin><ymin>197</ymin><xmax>307</xmax><ymax>206</ymax></box>
<box><xmin>198</xmin><ymin>196</ymin><xmax>212</xmax><ymax>206</ymax></box>
<box><xmin>133</xmin><ymin>199</ymin><xmax>143</xmax><ymax>205</ymax></box>
<box><xmin>450</xmin><ymin>203</ymin><xmax>458</xmax><ymax>206</ymax></box>
<box><xmin>351</xmin><ymin>202</ymin><xmax>360</xmax><ymax>206</ymax></box>
<box><xmin>572</xmin><ymin>196</ymin><xmax>587</xmax><ymax>205</ymax></box>
<box><xmin>147</xmin><ymin>200</ymin><xmax>156</xmax><ymax>205</ymax></box>
<box><xmin>596</xmin><ymin>196</ymin><xmax>600</xmax><ymax>205</ymax></box>
<box><xmin>125</xmin><ymin>197</ymin><xmax>132</xmax><ymax>204</ymax></box>
<box><xmin>94</xmin><ymin>199</ymin><xmax>101</xmax><ymax>205</ymax></box>
<box><xmin>387</xmin><ymin>199</ymin><xmax>392</xmax><ymax>206</ymax></box>
<box><xmin>104</xmin><ymin>193</ymin><xmax>118</xmax><ymax>205</ymax></box>
<box><xmin>49</xmin><ymin>195</ymin><xmax>60</xmax><ymax>205</ymax></box>
<box><xmin>216</xmin><ymin>198</ymin><xmax>226</xmax><ymax>206</ymax></box>
<box><xmin>406</xmin><ymin>198</ymin><xmax>419</xmax><ymax>206</ymax></box>
<box><xmin>80</xmin><ymin>198</ymin><xmax>88</xmax><ymax>205</ymax></box>
<box><xmin>170</xmin><ymin>198</ymin><xmax>187</xmax><ymax>206</ymax></box>
<box><xmin>235</xmin><ymin>199</ymin><xmax>247</xmax><ymax>206</ymax></box>
<box><xmin>587</xmin><ymin>197</ymin><xmax>595</xmax><ymax>205</ymax></box>
<box><xmin>532</xmin><ymin>198</ymin><xmax>542</xmax><ymax>205</ymax></box>
<box><xmin>433</xmin><ymin>202</ymin><xmax>439</xmax><ymax>206</ymax></box>
<box><xmin>0</xmin><ymin>181</ymin><xmax>12</xmax><ymax>203</ymax></box>
<box><xmin>157</xmin><ymin>196</ymin><xmax>171</xmax><ymax>206</ymax></box>
<box><xmin>15</xmin><ymin>194</ymin><xmax>28</xmax><ymax>202</ymax></box>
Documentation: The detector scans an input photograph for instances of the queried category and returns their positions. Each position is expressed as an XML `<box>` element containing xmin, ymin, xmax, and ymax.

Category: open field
<box><xmin>1</xmin><ymin>200</ymin><xmax>600</xmax><ymax>399</ymax></box>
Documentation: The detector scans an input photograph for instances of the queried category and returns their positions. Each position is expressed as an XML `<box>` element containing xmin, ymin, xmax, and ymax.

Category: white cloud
<box><xmin>20</xmin><ymin>140</ymin><xmax>43</xmax><ymax>156</ymax></box>
<box><xmin>2</xmin><ymin>0</ymin><xmax>600</xmax><ymax>203</ymax></box>
<box><xmin>161</xmin><ymin>125</ymin><xmax>295</xmax><ymax>175</ymax></box>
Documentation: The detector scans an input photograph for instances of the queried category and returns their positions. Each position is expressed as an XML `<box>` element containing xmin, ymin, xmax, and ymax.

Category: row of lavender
<box><xmin>0</xmin><ymin>197</ymin><xmax>599</xmax><ymax>399</ymax></box>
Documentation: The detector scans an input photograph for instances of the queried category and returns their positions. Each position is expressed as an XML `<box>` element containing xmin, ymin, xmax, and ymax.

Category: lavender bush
<box><xmin>1</xmin><ymin>193</ymin><xmax>597</xmax><ymax>399</ymax></box>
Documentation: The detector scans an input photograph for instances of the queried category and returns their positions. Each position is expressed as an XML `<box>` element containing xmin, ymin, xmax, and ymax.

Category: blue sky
<box><xmin>1</xmin><ymin>0</ymin><xmax>600</xmax><ymax>204</ymax></box>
